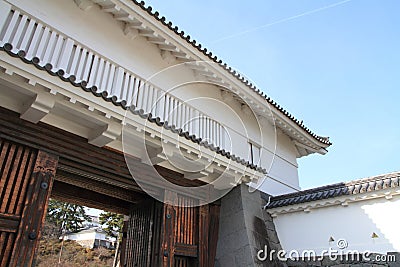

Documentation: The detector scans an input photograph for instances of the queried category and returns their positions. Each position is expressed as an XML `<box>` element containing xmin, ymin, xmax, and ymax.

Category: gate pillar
<box><xmin>0</xmin><ymin>139</ymin><xmax>58</xmax><ymax>267</ymax></box>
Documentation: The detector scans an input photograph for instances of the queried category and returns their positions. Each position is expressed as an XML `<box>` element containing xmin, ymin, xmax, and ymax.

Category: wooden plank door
<box><xmin>0</xmin><ymin>139</ymin><xmax>58</xmax><ymax>267</ymax></box>
<box><xmin>173</xmin><ymin>195</ymin><xmax>198</xmax><ymax>267</ymax></box>
<box><xmin>123</xmin><ymin>199</ymin><xmax>163</xmax><ymax>267</ymax></box>
<box><xmin>160</xmin><ymin>193</ymin><xmax>221</xmax><ymax>267</ymax></box>
<box><xmin>122</xmin><ymin>193</ymin><xmax>220</xmax><ymax>267</ymax></box>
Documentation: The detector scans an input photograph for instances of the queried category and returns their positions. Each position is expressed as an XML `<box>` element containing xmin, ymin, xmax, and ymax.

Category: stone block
<box><xmin>263</xmin><ymin>217</ymin><xmax>276</xmax><ymax>231</ymax></box>
<box><xmin>216</xmin><ymin>184</ymin><xmax>286</xmax><ymax>267</ymax></box>
<box><xmin>215</xmin><ymin>253</ymin><xmax>235</xmax><ymax>267</ymax></box>
<box><xmin>388</xmin><ymin>252</ymin><xmax>400</xmax><ymax>267</ymax></box>
<box><xmin>219</xmin><ymin>211</ymin><xmax>246</xmax><ymax>237</ymax></box>
<box><xmin>234</xmin><ymin>245</ymin><xmax>254</xmax><ymax>266</ymax></box>
<box><xmin>322</xmin><ymin>256</ymin><xmax>343</xmax><ymax>266</ymax></box>
<box><xmin>266</xmin><ymin>228</ymin><xmax>280</xmax><ymax>244</ymax></box>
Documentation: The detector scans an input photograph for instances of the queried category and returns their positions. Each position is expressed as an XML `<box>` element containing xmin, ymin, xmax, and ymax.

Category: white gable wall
<box><xmin>270</xmin><ymin>194</ymin><xmax>400</xmax><ymax>256</ymax></box>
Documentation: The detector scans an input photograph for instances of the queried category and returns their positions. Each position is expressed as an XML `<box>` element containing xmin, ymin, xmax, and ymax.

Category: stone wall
<box><xmin>215</xmin><ymin>184</ymin><xmax>285</xmax><ymax>266</ymax></box>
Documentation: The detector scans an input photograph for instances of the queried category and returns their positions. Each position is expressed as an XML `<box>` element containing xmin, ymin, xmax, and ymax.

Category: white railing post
<box><xmin>93</xmin><ymin>57</ymin><xmax>105</xmax><ymax>89</ymax></box>
<box><xmin>140</xmin><ymin>83</ymin><xmax>148</xmax><ymax>112</ymax></box>
<box><xmin>19</xmin><ymin>19</ymin><xmax>36</xmax><ymax>52</ymax></box>
<box><xmin>50</xmin><ymin>35</ymin><xmax>65</xmax><ymax>70</ymax></box>
<box><xmin>36</xmin><ymin>26</ymin><xmax>50</xmax><ymax>65</ymax></box>
<box><xmin>112</xmin><ymin>67</ymin><xmax>124</xmax><ymax>101</ymax></box>
<box><xmin>193</xmin><ymin>110</ymin><xmax>200</xmax><ymax>137</ymax></box>
<box><xmin>106</xmin><ymin>63</ymin><xmax>116</xmax><ymax>96</ymax></box>
<box><xmin>185</xmin><ymin>107</ymin><xmax>189</xmax><ymax>132</ymax></box>
<box><xmin>121</xmin><ymin>72</ymin><xmax>129</xmax><ymax>101</ymax></box>
<box><xmin>155</xmin><ymin>89</ymin><xmax>165</xmax><ymax>120</ymax></box>
<box><xmin>172</xmin><ymin>98</ymin><xmax>178</xmax><ymax>126</ymax></box>
<box><xmin>81</xmin><ymin>50</ymin><xmax>93</xmax><ymax>82</ymax></box>
<box><xmin>42</xmin><ymin>31</ymin><xmax>57</xmax><ymax>64</ymax></box>
<box><xmin>0</xmin><ymin>2</ymin><xmax>12</xmax><ymax>45</ymax></box>
<box><xmin>57</xmin><ymin>38</ymin><xmax>75</xmax><ymax>74</ymax></box>
<box><xmin>100</xmin><ymin>61</ymin><xmax>110</xmax><ymax>91</ymax></box>
<box><xmin>75</xmin><ymin>48</ymin><xmax>88</xmax><ymax>81</ymax></box>
<box><xmin>10</xmin><ymin>14</ymin><xmax>27</xmax><ymax>52</ymax></box>
<box><xmin>147</xmin><ymin>85</ymin><xmax>155</xmax><ymax>114</ymax></box>
<box><xmin>131</xmin><ymin>76</ymin><xmax>139</xmax><ymax>107</ymax></box>
<box><xmin>0</xmin><ymin>9</ymin><xmax>19</xmax><ymax>46</ymax></box>
<box><xmin>188</xmin><ymin>107</ymin><xmax>193</xmax><ymax>134</ymax></box>
<box><xmin>164</xmin><ymin>94</ymin><xmax>171</xmax><ymax>123</ymax></box>
<box><xmin>177</xmin><ymin>102</ymin><xmax>182</xmax><ymax>129</ymax></box>
<box><xmin>68</xmin><ymin>44</ymin><xmax>81</xmax><ymax>76</ymax></box>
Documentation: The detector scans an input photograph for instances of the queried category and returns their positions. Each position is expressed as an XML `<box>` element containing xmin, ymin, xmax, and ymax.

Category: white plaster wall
<box><xmin>95</xmin><ymin>232</ymin><xmax>107</xmax><ymax>241</ymax></box>
<box><xmin>172</xmin><ymin>83</ymin><xmax>300</xmax><ymax>195</ymax></box>
<box><xmin>272</xmin><ymin>195</ymin><xmax>400</xmax><ymax>255</ymax></box>
<box><xmin>255</xmin><ymin>129</ymin><xmax>300</xmax><ymax>195</ymax></box>
<box><xmin>4</xmin><ymin>0</ymin><xmax>300</xmax><ymax>195</ymax></box>
<box><xmin>65</xmin><ymin>232</ymin><xmax>95</xmax><ymax>241</ymax></box>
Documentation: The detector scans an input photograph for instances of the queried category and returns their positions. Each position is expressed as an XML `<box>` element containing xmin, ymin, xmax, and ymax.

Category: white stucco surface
<box><xmin>272</xmin><ymin>194</ymin><xmax>400</xmax><ymax>255</ymax></box>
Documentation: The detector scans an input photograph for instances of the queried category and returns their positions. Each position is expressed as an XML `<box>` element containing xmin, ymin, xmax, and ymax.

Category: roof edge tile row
<box><xmin>266</xmin><ymin>171</ymin><xmax>400</xmax><ymax>208</ymax></box>
<box><xmin>132</xmin><ymin>0</ymin><xmax>331</xmax><ymax>146</ymax></box>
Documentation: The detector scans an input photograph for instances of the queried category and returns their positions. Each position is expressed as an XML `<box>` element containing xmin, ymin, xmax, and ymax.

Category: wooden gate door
<box><xmin>161</xmin><ymin>193</ymin><xmax>220</xmax><ymax>267</ymax></box>
<box><xmin>0</xmin><ymin>139</ymin><xmax>58</xmax><ymax>267</ymax></box>
<box><xmin>123</xmin><ymin>199</ymin><xmax>164</xmax><ymax>267</ymax></box>
<box><xmin>122</xmin><ymin>193</ymin><xmax>220</xmax><ymax>267</ymax></box>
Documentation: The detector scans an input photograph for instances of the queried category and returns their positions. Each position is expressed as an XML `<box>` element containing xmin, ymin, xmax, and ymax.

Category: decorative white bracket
<box><xmin>88</xmin><ymin>122</ymin><xmax>121</xmax><ymax>147</ymax></box>
<box><xmin>74</xmin><ymin>0</ymin><xmax>94</xmax><ymax>11</ymax></box>
<box><xmin>160</xmin><ymin>50</ymin><xmax>176</xmax><ymax>65</ymax></box>
<box><xmin>123</xmin><ymin>24</ymin><xmax>139</xmax><ymax>39</ymax></box>
<box><xmin>20</xmin><ymin>92</ymin><xmax>56</xmax><ymax>123</ymax></box>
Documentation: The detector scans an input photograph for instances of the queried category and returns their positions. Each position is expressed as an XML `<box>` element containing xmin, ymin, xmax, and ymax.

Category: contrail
<box><xmin>211</xmin><ymin>0</ymin><xmax>352</xmax><ymax>44</ymax></box>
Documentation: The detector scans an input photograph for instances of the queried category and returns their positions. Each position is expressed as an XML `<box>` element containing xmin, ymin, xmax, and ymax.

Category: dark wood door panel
<box><xmin>0</xmin><ymin>139</ymin><xmax>58</xmax><ymax>267</ymax></box>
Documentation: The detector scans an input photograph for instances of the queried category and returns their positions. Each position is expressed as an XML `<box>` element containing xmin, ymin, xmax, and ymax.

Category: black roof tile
<box><xmin>266</xmin><ymin>172</ymin><xmax>400</xmax><ymax>209</ymax></box>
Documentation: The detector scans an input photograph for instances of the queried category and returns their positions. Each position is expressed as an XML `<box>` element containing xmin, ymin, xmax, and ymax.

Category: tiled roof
<box><xmin>266</xmin><ymin>171</ymin><xmax>400</xmax><ymax>208</ymax></box>
<box><xmin>0</xmin><ymin>43</ymin><xmax>266</xmax><ymax>174</ymax></box>
<box><xmin>132</xmin><ymin>0</ymin><xmax>331</xmax><ymax>146</ymax></box>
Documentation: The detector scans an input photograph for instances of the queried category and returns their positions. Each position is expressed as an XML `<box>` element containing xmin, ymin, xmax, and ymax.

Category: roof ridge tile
<box><xmin>267</xmin><ymin>171</ymin><xmax>400</xmax><ymax>208</ymax></box>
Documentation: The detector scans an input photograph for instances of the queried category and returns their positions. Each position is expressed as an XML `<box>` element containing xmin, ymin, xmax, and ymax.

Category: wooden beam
<box><xmin>161</xmin><ymin>190</ymin><xmax>177</xmax><ymax>267</ymax></box>
<box><xmin>51</xmin><ymin>180</ymin><xmax>131</xmax><ymax>215</ymax></box>
<box><xmin>208</xmin><ymin>204</ymin><xmax>221</xmax><ymax>266</ymax></box>
<box><xmin>0</xmin><ymin>107</ymin><xmax>206</xmax><ymax>192</ymax></box>
<box><xmin>198</xmin><ymin>204</ymin><xmax>210</xmax><ymax>266</ymax></box>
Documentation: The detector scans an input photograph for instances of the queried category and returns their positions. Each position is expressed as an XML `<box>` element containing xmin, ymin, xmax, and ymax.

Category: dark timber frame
<box><xmin>0</xmin><ymin>107</ymin><xmax>220</xmax><ymax>267</ymax></box>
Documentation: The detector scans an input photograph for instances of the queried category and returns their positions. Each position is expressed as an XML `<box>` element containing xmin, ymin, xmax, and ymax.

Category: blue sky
<box><xmin>145</xmin><ymin>0</ymin><xmax>400</xmax><ymax>189</ymax></box>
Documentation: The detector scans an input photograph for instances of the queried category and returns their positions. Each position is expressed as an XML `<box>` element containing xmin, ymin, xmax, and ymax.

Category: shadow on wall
<box><xmin>252</xmin><ymin>214</ymin><xmax>287</xmax><ymax>267</ymax></box>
